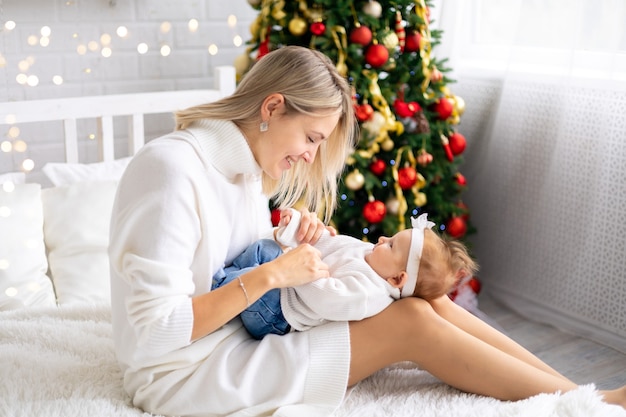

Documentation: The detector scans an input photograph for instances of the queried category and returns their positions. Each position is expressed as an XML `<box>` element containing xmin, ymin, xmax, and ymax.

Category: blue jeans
<box><xmin>211</xmin><ymin>239</ymin><xmax>291</xmax><ymax>340</ymax></box>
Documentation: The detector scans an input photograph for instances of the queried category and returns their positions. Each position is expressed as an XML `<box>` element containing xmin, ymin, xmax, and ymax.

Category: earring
<box><xmin>260</xmin><ymin>121</ymin><xmax>269</xmax><ymax>132</ymax></box>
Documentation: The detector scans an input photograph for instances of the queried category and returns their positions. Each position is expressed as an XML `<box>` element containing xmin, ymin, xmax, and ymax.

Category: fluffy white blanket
<box><xmin>1</xmin><ymin>305</ymin><xmax>624</xmax><ymax>417</ymax></box>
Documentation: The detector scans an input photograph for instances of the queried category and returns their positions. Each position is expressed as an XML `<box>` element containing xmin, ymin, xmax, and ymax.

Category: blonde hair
<box><xmin>175</xmin><ymin>46</ymin><xmax>358</xmax><ymax>223</ymax></box>
<box><xmin>412</xmin><ymin>230</ymin><xmax>479</xmax><ymax>300</ymax></box>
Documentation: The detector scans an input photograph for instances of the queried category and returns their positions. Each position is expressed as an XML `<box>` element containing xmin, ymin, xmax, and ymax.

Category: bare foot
<box><xmin>600</xmin><ymin>385</ymin><xmax>626</xmax><ymax>409</ymax></box>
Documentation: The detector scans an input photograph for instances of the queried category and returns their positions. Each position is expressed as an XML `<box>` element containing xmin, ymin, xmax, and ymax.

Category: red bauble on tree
<box><xmin>455</xmin><ymin>172</ymin><xmax>467</xmax><ymax>187</ymax></box>
<box><xmin>393</xmin><ymin>99</ymin><xmax>420</xmax><ymax>118</ymax></box>
<box><xmin>365</xmin><ymin>43</ymin><xmax>389</xmax><ymax>68</ymax></box>
<box><xmin>449</xmin><ymin>132</ymin><xmax>466</xmax><ymax>155</ymax></box>
<box><xmin>404</xmin><ymin>29</ymin><xmax>421</xmax><ymax>52</ymax></box>
<box><xmin>310</xmin><ymin>21</ymin><xmax>326</xmax><ymax>36</ymax></box>
<box><xmin>433</xmin><ymin>97</ymin><xmax>454</xmax><ymax>120</ymax></box>
<box><xmin>397</xmin><ymin>166</ymin><xmax>417</xmax><ymax>189</ymax></box>
<box><xmin>446</xmin><ymin>216</ymin><xmax>467</xmax><ymax>238</ymax></box>
<box><xmin>467</xmin><ymin>276</ymin><xmax>482</xmax><ymax>294</ymax></box>
<box><xmin>370</xmin><ymin>159</ymin><xmax>386</xmax><ymax>176</ymax></box>
<box><xmin>363</xmin><ymin>200</ymin><xmax>386</xmax><ymax>223</ymax></box>
<box><xmin>355</xmin><ymin>103</ymin><xmax>374</xmax><ymax>122</ymax></box>
<box><xmin>417</xmin><ymin>149</ymin><xmax>433</xmax><ymax>166</ymax></box>
<box><xmin>350</xmin><ymin>24</ymin><xmax>372</xmax><ymax>46</ymax></box>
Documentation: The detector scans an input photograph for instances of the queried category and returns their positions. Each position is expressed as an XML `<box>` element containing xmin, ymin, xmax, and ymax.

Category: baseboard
<box><xmin>486</xmin><ymin>286</ymin><xmax>626</xmax><ymax>355</ymax></box>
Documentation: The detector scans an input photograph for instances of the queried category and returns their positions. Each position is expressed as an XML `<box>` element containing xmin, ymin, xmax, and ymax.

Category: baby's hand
<box><xmin>279</xmin><ymin>210</ymin><xmax>292</xmax><ymax>227</ymax></box>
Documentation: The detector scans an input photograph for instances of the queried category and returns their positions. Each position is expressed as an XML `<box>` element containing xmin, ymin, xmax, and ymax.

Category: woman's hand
<box><xmin>261</xmin><ymin>243</ymin><xmax>329</xmax><ymax>288</ymax></box>
<box><xmin>291</xmin><ymin>208</ymin><xmax>337</xmax><ymax>244</ymax></box>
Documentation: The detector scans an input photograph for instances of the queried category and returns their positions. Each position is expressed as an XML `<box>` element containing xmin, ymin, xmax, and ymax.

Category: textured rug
<box><xmin>1</xmin><ymin>305</ymin><xmax>624</xmax><ymax>417</ymax></box>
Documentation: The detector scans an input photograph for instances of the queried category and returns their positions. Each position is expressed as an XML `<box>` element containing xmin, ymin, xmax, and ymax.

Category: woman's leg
<box><xmin>426</xmin><ymin>295</ymin><xmax>570</xmax><ymax>381</ymax></box>
<box><xmin>348</xmin><ymin>298</ymin><xmax>579</xmax><ymax>401</ymax></box>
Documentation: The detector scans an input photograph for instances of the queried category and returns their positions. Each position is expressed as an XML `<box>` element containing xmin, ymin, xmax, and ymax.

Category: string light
<box><xmin>0</xmin><ymin>8</ymin><xmax>249</xmax><ymax>175</ymax></box>
<box><xmin>116</xmin><ymin>26</ymin><xmax>128</xmax><ymax>38</ymax></box>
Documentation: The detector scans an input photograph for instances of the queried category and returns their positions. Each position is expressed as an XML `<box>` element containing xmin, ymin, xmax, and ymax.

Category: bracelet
<box><xmin>237</xmin><ymin>276</ymin><xmax>251</xmax><ymax>307</ymax></box>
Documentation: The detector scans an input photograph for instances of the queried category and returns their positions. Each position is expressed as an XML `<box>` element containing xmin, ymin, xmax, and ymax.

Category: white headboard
<box><xmin>0</xmin><ymin>65</ymin><xmax>236</xmax><ymax>166</ymax></box>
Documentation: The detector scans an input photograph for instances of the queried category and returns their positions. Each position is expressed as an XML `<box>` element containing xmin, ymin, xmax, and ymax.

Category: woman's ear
<box><xmin>387</xmin><ymin>271</ymin><xmax>408</xmax><ymax>289</ymax></box>
<box><xmin>261</xmin><ymin>93</ymin><xmax>285</xmax><ymax>120</ymax></box>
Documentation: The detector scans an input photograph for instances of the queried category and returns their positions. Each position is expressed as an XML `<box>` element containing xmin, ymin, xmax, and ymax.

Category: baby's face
<box><xmin>364</xmin><ymin>229</ymin><xmax>412</xmax><ymax>279</ymax></box>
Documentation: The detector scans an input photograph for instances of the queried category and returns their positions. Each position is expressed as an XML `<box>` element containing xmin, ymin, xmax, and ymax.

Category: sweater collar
<box><xmin>189</xmin><ymin>119</ymin><xmax>262</xmax><ymax>181</ymax></box>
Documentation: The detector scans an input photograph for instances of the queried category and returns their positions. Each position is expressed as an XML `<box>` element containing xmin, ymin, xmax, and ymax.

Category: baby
<box><xmin>211</xmin><ymin>210</ymin><xmax>478</xmax><ymax>339</ymax></box>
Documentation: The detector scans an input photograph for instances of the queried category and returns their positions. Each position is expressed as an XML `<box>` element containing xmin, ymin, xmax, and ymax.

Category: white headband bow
<box><xmin>401</xmin><ymin>213</ymin><xmax>435</xmax><ymax>298</ymax></box>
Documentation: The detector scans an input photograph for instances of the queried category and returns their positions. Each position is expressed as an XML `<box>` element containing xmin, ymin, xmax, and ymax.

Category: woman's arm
<box><xmin>191</xmin><ymin>231</ymin><xmax>331</xmax><ymax>341</ymax></box>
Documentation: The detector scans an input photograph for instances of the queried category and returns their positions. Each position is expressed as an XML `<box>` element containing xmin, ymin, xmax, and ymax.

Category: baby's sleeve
<box><xmin>274</xmin><ymin>208</ymin><xmax>301</xmax><ymax>248</ymax></box>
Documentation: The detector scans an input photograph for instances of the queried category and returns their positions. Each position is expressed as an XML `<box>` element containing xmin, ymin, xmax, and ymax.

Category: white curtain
<box><xmin>433</xmin><ymin>0</ymin><xmax>626</xmax><ymax>353</ymax></box>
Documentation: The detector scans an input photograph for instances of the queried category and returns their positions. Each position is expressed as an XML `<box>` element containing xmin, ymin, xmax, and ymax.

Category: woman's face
<box><xmin>254</xmin><ymin>98</ymin><xmax>341</xmax><ymax>180</ymax></box>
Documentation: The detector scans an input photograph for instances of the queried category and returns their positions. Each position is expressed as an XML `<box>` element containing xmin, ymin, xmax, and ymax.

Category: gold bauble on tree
<box><xmin>381</xmin><ymin>138</ymin><xmax>395</xmax><ymax>151</ymax></box>
<box><xmin>288</xmin><ymin>15</ymin><xmax>307</xmax><ymax>36</ymax></box>
<box><xmin>453</xmin><ymin>95</ymin><xmax>466</xmax><ymax>116</ymax></box>
<box><xmin>345</xmin><ymin>169</ymin><xmax>365</xmax><ymax>190</ymax></box>
<box><xmin>380</xmin><ymin>28</ymin><xmax>399</xmax><ymax>50</ymax></box>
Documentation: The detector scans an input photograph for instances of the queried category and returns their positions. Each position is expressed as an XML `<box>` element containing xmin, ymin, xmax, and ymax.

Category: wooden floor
<box><xmin>477</xmin><ymin>292</ymin><xmax>626</xmax><ymax>390</ymax></box>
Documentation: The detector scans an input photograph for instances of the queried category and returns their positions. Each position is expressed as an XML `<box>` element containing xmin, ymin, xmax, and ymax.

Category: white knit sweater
<box><xmin>108</xmin><ymin>120</ymin><xmax>350</xmax><ymax>417</ymax></box>
<box><xmin>276</xmin><ymin>210</ymin><xmax>400</xmax><ymax>331</ymax></box>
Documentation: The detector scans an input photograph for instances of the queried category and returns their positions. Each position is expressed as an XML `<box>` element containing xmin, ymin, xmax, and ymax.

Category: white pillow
<box><xmin>41</xmin><ymin>180</ymin><xmax>118</xmax><ymax>306</ymax></box>
<box><xmin>42</xmin><ymin>157</ymin><xmax>132</xmax><ymax>186</ymax></box>
<box><xmin>0</xmin><ymin>183</ymin><xmax>57</xmax><ymax>310</ymax></box>
<box><xmin>0</xmin><ymin>171</ymin><xmax>26</xmax><ymax>185</ymax></box>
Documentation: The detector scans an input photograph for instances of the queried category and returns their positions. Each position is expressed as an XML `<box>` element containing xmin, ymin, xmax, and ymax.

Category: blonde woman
<box><xmin>109</xmin><ymin>46</ymin><xmax>626</xmax><ymax>417</ymax></box>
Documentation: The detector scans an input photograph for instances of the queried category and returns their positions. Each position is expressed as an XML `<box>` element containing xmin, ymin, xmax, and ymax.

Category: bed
<box><xmin>1</xmin><ymin>66</ymin><xmax>623</xmax><ymax>417</ymax></box>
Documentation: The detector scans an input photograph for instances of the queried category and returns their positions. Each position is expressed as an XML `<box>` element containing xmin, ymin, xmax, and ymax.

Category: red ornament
<box><xmin>398</xmin><ymin>166</ymin><xmax>417</xmax><ymax>190</ymax></box>
<box><xmin>449</xmin><ymin>132</ymin><xmax>466</xmax><ymax>155</ymax></box>
<box><xmin>404</xmin><ymin>30</ymin><xmax>421</xmax><ymax>52</ymax></box>
<box><xmin>355</xmin><ymin>103</ymin><xmax>374</xmax><ymax>122</ymax></box>
<box><xmin>350</xmin><ymin>25</ymin><xmax>372</xmax><ymax>46</ymax></box>
<box><xmin>430</xmin><ymin>68</ymin><xmax>443</xmax><ymax>82</ymax></box>
<box><xmin>363</xmin><ymin>200</ymin><xmax>386</xmax><ymax>223</ymax></box>
<box><xmin>455</xmin><ymin>172</ymin><xmax>467</xmax><ymax>187</ymax></box>
<box><xmin>369</xmin><ymin>159</ymin><xmax>386</xmax><ymax>176</ymax></box>
<box><xmin>257</xmin><ymin>27</ymin><xmax>271</xmax><ymax>60</ymax></box>
<box><xmin>433</xmin><ymin>98</ymin><xmax>454</xmax><ymax>120</ymax></box>
<box><xmin>395</xmin><ymin>11</ymin><xmax>405</xmax><ymax>51</ymax></box>
<box><xmin>446</xmin><ymin>216</ymin><xmax>467</xmax><ymax>238</ymax></box>
<box><xmin>365</xmin><ymin>44</ymin><xmax>389</xmax><ymax>68</ymax></box>
<box><xmin>270</xmin><ymin>208</ymin><xmax>281</xmax><ymax>227</ymax></box>
<box><xmin>468</xmin><ymin>276</ymin><xmax>482</xmax><ymax>294</ymax></box>
<box><xmin>310</xmin><ymin>21</ymin><xmax>326</xmax><ymax>36</ymax></box>
<box><xmin>417</xmin><ymin>149</ymin><xmax>433</xmax><ymax>166</ymax></box>
<box><xmin>393</xmin><ymin>99</ymin><xmax>420</xmax><ymax>118</ymax></box>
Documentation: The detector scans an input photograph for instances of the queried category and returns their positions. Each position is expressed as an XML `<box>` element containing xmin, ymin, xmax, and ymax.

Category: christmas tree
<box><xmin>237</xmin><ymin>0</ymin><xmax>473</xmax><ymax>244</ymax></box>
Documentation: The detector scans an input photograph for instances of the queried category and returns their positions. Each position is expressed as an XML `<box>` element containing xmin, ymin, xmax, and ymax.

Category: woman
<box><xmin>109</xmin><ymin>46</ymin><xmax>625</xmax><ymax>417</ymax></box>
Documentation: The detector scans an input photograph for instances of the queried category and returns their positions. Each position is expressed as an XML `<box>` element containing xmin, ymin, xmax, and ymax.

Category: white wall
<box><xmin>0</xmin><ymin>0</ymin><xmax>257</xmax><ymax>178</ymax></box>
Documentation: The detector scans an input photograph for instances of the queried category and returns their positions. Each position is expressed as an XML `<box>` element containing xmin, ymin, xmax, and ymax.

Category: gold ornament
<box><xmin>250</xmin><ymin>16</ymin><xmax>262</xmax><ymax>38</ymax></box>
<box><xmin>345</xmin><ymin>169</ymin><xmax>365</xmax><ymax>190</ymax></box>
<box><xmin>363</xmin><ymin>0</ymin><xmax>382</xmax><ymax>18</ymax></box>
<box><xmin>454</xmin><ymin>95</ymin><xmax>465</xmax><ymax>116</ymax></box>
<box><xmin>288</xmin><ymin>15</ymin><xmax>307</xmax><ymax>36</ymax></box>
<box><xmin>381</xmin><ymin>138</ymin><xmax>394</xmax><ymax>151</ymax></box>
<box><xmin>381</xmin><ymin>29</ymin><xmax>399</xmax><ymax>50</ymax></box>
<box><xmin>386</xmin><ymin>197</ymin><xmax>400</xmax><ymax>215</ymax></box>
<box><xmin>234</xmin><ymin>53</ymin><xmax>251</xmax><ymax>77</ymax></box>
<box><xmin>414</xmin><ymin>192</ymin><xmax>427</xmax><ymax>207</ymax></box>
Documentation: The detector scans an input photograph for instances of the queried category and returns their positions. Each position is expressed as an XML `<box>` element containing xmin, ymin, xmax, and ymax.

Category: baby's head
<box><xmin>365</xmin><ymin>214</ymin><xmax>478</xmax><ymax>300</ymax></box>
<box><xmin>409</xmin><ymin>228</ymin><xmax>478</xmax><ymax>300</ymax></box>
